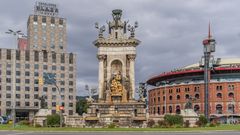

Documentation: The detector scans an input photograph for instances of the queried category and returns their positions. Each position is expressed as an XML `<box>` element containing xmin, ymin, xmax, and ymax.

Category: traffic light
<box><xmin>38</xmin><ymin>77</ymin><xmax>44</xmax><ymax>85</ymax></box>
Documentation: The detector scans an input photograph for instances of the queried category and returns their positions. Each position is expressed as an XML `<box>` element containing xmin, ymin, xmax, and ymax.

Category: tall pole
<box><xmin>204</xmin><ymin>52</ymin><xmax>210</xmax><ymax>120</ymax></box>
<box><xmin>55</xmin><ymin>84</ymin><xmax>63</xmax><ymax>128</ymax></box>
<box><xmin>164</xmin><ymin>82</ymin><xmax>166</xmax><ymax>114</ymax></box>
<box><xmin>5</xmin><ymin>29</ymin><xmax>23</xmax><ymax>128</ymax></box>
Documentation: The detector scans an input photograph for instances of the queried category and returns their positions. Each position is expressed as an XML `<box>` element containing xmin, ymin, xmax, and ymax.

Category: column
<box><xmin>128</xmin><ymin>54</ymin><xmax>136</xmax><ymax>99</ymax></box>
<box><xmin>97</xmin><ymin>55</ymin><xmax>106</xmax><ymax>100</ymax></box>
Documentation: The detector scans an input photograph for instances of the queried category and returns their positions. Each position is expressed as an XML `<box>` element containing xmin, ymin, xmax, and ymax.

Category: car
<box><xmin>0</xmin><ymin>116</ymin><xmax>9</xmax><ymax>124</ymax></box>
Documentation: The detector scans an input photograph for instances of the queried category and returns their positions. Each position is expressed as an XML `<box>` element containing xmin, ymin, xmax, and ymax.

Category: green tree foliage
<box><xmin>196</xmin><ymin>115</ymin><xmax>208</xmax><ymax>127</ymax></box>
<box><xmin>47</xmin><ymin>114</ymin><xmax>60</xmax><ymax>127</ymax></box>
<box><xmin>164</xmin><ymin>114</ymin><xmax>183</xmax><ymax>127</ymax></box>
<box><xmin>76</xmin><ymin>98</ymin><xmax>88</xmax><ymax>115</ymax></box>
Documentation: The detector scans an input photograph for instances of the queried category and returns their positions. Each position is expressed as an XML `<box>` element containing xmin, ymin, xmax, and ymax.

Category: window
<box><xmin>16</xmin><ymin>101</ymin><xmax>20</xmax><ymax>107</ymax></box>
<box><xmin>34</xmin><ymin>64</ymin><xmax>39</xmax><ymax>69</ymax></box>
<box><xmin>61</xmin><ymin>54</ymin><xmax>65</xmax><ymax>63</ymax></box>
<box><xmin>52</xmin><ymin>53</ymin><xmax>56</xmax><ymax>63</ymax></box>
<box><xmin>34</xmin><ymin>51</ymin><xmax>39</xmax><ymax>62</ymax></box>
<box><xmin>61</xmin><ymin>95</ymin><xmax>65</xmax><ymax>100</ymax></box>
<box><xmin>69</xmin><ymin>53</ymin><xmax>73</xmax><ymax>64</ymax></box>
<box><xmin>59</xmin><ymin>18</ymin><xmax>63</xmax><ymax>25</ymax></box>
<box><xmin>16</xmin><ymin>50</ymin><xmax>20</xmax><ymax>60</ymax></box>
<box><xmin>34</xmin><ymin>72</ymin><xmax>39</xmax><ymax>77</ymax></box>
<box><xmin>16</xmin><ymin>71</ymin><xmax>21</xmax><ymax>76</ymax></box>
<box><xmin>16</xmin><ymin>86</ymin><xmax>20</xmax><ymax>91</ymax></box>
<box><xmin>6</xmin><ymin>93</ymin><xmax>11</xmax><ymax>98</ymax></box>
<box><xmin>60</xmin><ymin>66</ymin><xmax>65</xmax><ymax>71</ymax></box>
<box><xmin>185</xmin><ymin>87</ymin><xmax>190</xmax><ymax>92</ymax></box>
<box><xmin>25</xmin><ymin>79</ymin><xmax>30</xmax><ymax>84</ymax></box>
<box><xmin>33</xmin><ymin>15</ymin><xmax>38</xmax><ymax>22</ymax></box>
<box><xmin>69</xmin><ymin>103</ymin><xmax>73</xmax><ymax>107</ymax></box>
<box><xmin>61</xmin><ymin>73</ymin><xmax>65</xmax><ymax>78</ymax></box>
<box><xmin>216</xmin><ymin>104</ymin><xmax>222</xmax><ymax>114</ymax></box>
<box><xmin>34</xmin><ymin>102</ymin><xmax>39</xmax><ymax>107</ymax></box>
<box><xmin>216</xmin><ymin>85</ymin><xmax>223</xmax><ymax>91</ymax></box>
<box><xmin>6</xmin><ymin>86</ymin><xmax>11</xmax><ymax>91</ymax></box>
<box><xmin>52</xmin><ymin>102</ymin><xmax>56</xmax><ymax>107</ymax></box>
<box><xmin>25</xmin><ymin>71</ymin><xmax>30</xmax><ymax>76</ymax></box>
<box><xmin>194</xmin><ymin>105</ymin><xmax>200</xmax><ymax>113</ymax></box>
<box><xmin>16</xmin><ymin>63</ymin><xmax>21</xmax><ymax>68</ymax></box>
<box><xmin>25</xmin><ymin>87</ymin><xmax>30</xmax><ymax>91</ymax></box>
<box><xmin>185</xmin><ymin>94</ymin><xmax>190</xmax><ymax>99</ymax></box>
<box><xmin>25</xmin><ymin>64</ymin><xmax>30</xmax><ymax>69</ymax></box>
<box><xmin>52</xmin><ymin>88</ymin><xmax>56</xmax><ymax>93</ymax></box>
<box><xmin>51</xmin><ymin>17</ymin><xmax>55</xmax><ymax>24</ymax></box>
<box><xmin>69</xmin><ymin>95</ymin><xmax>73</xmax><ymax>100</ymax></box>
<box><xmin>228</xmin><ymin>92</ymin><xmax>234</xmax><ymax>99</ymax></box>
<box><xmin>43</xmin><ymin>51</ymin><xmax>48</xmax><ymax>62</ymax></box>
<box><xmin>7</xmin><ymin>49</ymin><xmax>11</xmax><ymax>60</ymax></box>
<box><xmin>34</xmin><ymin>94</ymin><xmax>38</xmax><ymax>99</ymax></box>
<box><xmin>25</xmin><ymin>94</ymin><xmax>30</xmax><ymax>99</ymax></box>
<box><xmin>43</xmin><ymin>65</ymin><xmax>48</xmax><ymax>70</ymax></box>
<box><xmin>6</xmin><ymin>78</ymin><xmax>11</xmax><ymax>83</ymax></box>
<box><xmin>52</xmin><ymin>95</ymin><xmax>56</xmax><ymax>100</ymax></box>
<box><xmin>69</xmin><ymin>81</ymin><xmax>73</xmax><ymax>86</ymax></box>
<box><xmin>25</xmin><ymin>51</ymin><xmax>30</xmax><ymax>61</ymax></box>
<box><xmin>177</xmin><ymin>95</ymin><xmax>180</xmax><ymax>100</ymax></box>
<box><xmin>60</xmin><ymin>88</ymin><xmax>65</xmax><ymax>93</ymax></box>
<box><xmin>217</xmin><ymin>93</ymin><xmax>222</xmax><ymax>98</ymax></box>
<box><xmin>195</xmin><ymin>93</ymin><xmax>200</xmax><ymax>99</ymax></box>
<box><xmin>34</xmin><ymin>87</ymin><xmax>39</xmax><ymax>92</ymax></box>
<box><xmin>69</xmin><ymin>66</ymin><xmax>73</xmax><ymax>71</ymax></box>
<box><xmin>42</xmin><ymin>16</ymin><xmax>46</xmax><ymax>23</ymax></box>
<box><xmin>43</xmin><ymin>87</ymin><xmax>48</xmax><ymax>93</ymax></box>
<box><xmin>6</xmin><ymin>70</ymin><xmax>11</xmax><ymax>75</ymax></box>
<box><xmin>169</xmin><ymin>95</ymin><xmax>172</xmax><ymax>100</ymax></box>
<box><xmin>25</xmin><ymin>102</ymin><xmax>30</xmax><ymax>106</ymax></box>
<box><xmin>16</xmin><ymin>94</ymin><xmax>21</xmax><ymax>99</ymax></box>
<box><xmin>52</xmin><ymin>65</ymin><xmax>56</xmax><ymax>70</ymax></box>
<box><xmin>69</xmin><ymin>88</ymin><xmax>73</xmax><ymax>93</ymax></box>
<box><xmin>6</xmin><ymin>101</ymin><xmax>11</xmax><ymax>107</ymax></box>
<box><xmin>16</xmin><ymin>79</ymin><xmax>20</xmax><ymax>83</ymax></box>
<box><xmin>34</xmin><ymin>79</ymin><xmax>38</xmax><ymax>84</ymax></box>
<box><xmin>228</xmin><ymin>85</ymin><xmax>234</xmax><ymax>91</ymax></box>
<box><xmin>69</xmin><ymin>74</ymin><xmax>73</xmax><ymax>78</ymax></box>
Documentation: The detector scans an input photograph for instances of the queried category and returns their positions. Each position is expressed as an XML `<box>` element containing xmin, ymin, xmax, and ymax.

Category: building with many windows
<box><xmin>147</xmin><ymin>58</ymin><xmax>240</xmax><ymax>123</ymax></box>
<box><xmin>0</xmin><ymin>2</ymin><xmax>76</xmax><ymax>121</ymax></box>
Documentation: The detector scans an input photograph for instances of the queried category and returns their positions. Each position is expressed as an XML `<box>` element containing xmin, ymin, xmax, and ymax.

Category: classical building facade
<box><xmin>0</xmin><ymin>2</ymin><xmax>76</xmax><ymax>121</ymax></box>
<box><xmin>85</xmin><ymin>9</ymin><xmax>146</xmax><ymax>127</ymax></box>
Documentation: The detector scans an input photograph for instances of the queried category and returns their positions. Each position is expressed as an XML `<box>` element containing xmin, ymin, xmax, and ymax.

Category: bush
<box><xmin>18</xmin><ymin>120</ymin><xmax>30</xmax><ymax>126</ymax></box>
<box><xmin>209</xmin><ymin>123</ymin><xmax>216</xmax><ymax>127</ymax></box>
<box><xmin>147</xmin><ymin>119</ymin><xmax>155</xmax><ymax>128</ymax></box>
<box><xmin>196</xmin><ymin>115</ymin><xmax>208</xmax><ymax>127</ymax></box>
<box><xmin>157</xmin><ymin>120</ymin><xmax>167</xmax><ymax>128</ymax></box>
<box><xmin>164</xmin><ymin>115</ymin><xmax>183</xmax><ymax>127</ymax></box>
<box><xmin>107</xmin><ymin>123</ymin><xmax>116</xmax><ymax>128</ymax></box>
<box><xmin>47</xmin><ymin>114</ymin><xmax>60</xmax><ymax>127</ymax></box>
<box><xmin>35</xmin><ymin>124</ymin><xmax>42</xmax><ymax>128</ymax></box>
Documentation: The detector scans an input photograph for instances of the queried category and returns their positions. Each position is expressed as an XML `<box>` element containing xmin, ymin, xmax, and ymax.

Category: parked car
<box><xmin>0</xmin><ymin>116</ymin><xmax>9</xmax><ymax>124</ymax></box>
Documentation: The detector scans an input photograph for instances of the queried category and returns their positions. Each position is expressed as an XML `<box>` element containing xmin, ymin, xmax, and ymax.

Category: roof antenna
<box><xmin>208</xmin><ymin>22</ymin><xmax>212</xmax><ymax>39</ymax></box>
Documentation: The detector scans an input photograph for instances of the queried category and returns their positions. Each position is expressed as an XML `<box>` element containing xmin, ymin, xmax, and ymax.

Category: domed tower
<box><xmin>85</xmin><ymin>9</ymin><xmax>146</xmax><ymax>127</ymax></box>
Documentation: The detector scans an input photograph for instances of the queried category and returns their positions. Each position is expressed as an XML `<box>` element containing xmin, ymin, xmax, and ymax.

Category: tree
<box><xmin>76</xmin><ymin>98</ymin><xmax>88</xmax><ymax>115</ymax></box>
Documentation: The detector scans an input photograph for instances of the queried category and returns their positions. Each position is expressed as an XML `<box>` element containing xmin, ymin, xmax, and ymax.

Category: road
<box><xmin>0</xmin><ymin>131</ymin><xmax>240</xmax><ymax>135</ymax></box>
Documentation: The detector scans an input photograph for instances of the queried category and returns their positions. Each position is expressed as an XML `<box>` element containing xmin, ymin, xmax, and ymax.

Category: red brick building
<box><xmin>147</xmin><ymin>59</ymin><xmax>240</xmax><ymax>123</ymax></box>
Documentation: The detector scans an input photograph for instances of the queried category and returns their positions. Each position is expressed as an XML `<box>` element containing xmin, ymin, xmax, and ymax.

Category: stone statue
<box><xmin>110</xmin><ymin>71</ymin><xmax>124</xmax><ymax>95</ymax></box>
<box><xmin>185</xmin><ymin>97</ymin><xmax>195</xmax><ymax>109</ymax></box>
<box><xmin>39</xmin><ymin>95</ymin><xmax>47</xmax><ymax>109</ymax></box>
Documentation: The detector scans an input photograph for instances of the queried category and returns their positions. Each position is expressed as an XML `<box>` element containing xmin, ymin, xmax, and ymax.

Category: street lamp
<box><xmin>201</xmin><ymin>24</ymin><xmax>216</xmax><ymax>121</ymax></box>
<box><xmin>5</xmin><ymin>29</ymin><xmax>23</xmax><ymax>128</ymax></box>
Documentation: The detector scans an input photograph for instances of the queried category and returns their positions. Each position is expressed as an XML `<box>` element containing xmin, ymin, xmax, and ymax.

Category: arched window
<box><xmin>217</xmin><ymin>93</ymin><xmax>222</xmax><ymax>98</ymax></box>
<box><xmin>185</xmin><ymin>94</ymin><xmax>190</xmax><ymax>99</ymax></box>
<box><xmin>157</xmin><ymin>106</ymin><xmax>160</xmax><ymax>115</ymax></box>
<box><xmin>169</xmin><ymin>95</ymin><xmax>172</xmax><ymax>100</ymax></box>
<box><xmin>162</xmin><ymin>106</ymin><xmax>165</xmax><ymax>114</ymax></box>
<box><xmin>195</xmin><ymin>93</ymin><xmax>200</xmax><ymax>99</ymax></box>
<box><xmin>216</xmin><ymin>104</ymin><xmax>222</xmax><ymax>114</ymax></box>
<box><xmin>177</xmin><ymin>95</ymin><xmax>180</xmax><ymax>100</ymax></box>
<box><xmin>176</xmin><ymin>105</ymin><xmax>181</xmax><ymax>114</ymax></box>
<box><xmin>169</xmin><ymin>106</ymin><xmax>173</xmax><ymax>113</ymax></box>
<box><xmin>228</xmin><ymin>92</ymin><xmax>234</xmax><ymax>99</ymax></box>
<box><xmin>194</xmin><ymin>104</ymin><xmax>200</xmax><ymax>113</ymax></box>
<box><xmin>228</xmin><ymin>104</ymin><xmax>234</xmax><ymax>114</ymax></box>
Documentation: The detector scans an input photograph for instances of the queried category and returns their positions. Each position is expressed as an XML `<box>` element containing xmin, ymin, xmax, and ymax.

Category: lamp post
<box><xmin>201</xmin><ymin>24</ymin><xmax>216</xmax><ymax>121</ymax></box>
<box><xmin>5</xmin><ymin>29</ymin><xmax>23</xmax><ymax>128</ymax></box>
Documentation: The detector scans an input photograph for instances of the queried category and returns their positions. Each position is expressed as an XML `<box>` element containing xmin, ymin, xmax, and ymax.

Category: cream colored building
<box><xmin>0</xmin><ymin>2</ymin><xmax>76</xmax><ymax>121</ymax></box>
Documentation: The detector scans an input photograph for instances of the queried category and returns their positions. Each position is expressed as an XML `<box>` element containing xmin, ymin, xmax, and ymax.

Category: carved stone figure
<box><xmin>110</xmin><ymin>71</ymin><xmax>124</xmax><ymax>95</ymax></box>
<box><xmin>39</xmin><ymin>95</ymin><xmax>47</xmax><ymax>109</ymax></box>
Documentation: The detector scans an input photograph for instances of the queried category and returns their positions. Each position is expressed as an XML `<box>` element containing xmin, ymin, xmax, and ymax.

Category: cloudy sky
<box><xmin>1</xmin><ymin>0</ymin><xmax>240</xmax><ymax>96</ymax></box>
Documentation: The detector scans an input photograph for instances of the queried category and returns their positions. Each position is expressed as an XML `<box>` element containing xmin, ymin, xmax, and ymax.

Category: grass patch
<box><xmin>0</xmin><ymin>124</ymin><xmax>240</xmax><ymax>132</ymax></box>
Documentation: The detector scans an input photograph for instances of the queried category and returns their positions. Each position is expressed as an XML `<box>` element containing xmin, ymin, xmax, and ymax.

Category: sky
<box><xmin>1</xmin><ymin>0</ymin><xmax>240</xmax><ymax>96</ymax></box>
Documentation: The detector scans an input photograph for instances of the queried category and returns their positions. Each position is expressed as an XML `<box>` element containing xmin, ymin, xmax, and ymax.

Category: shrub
<box><xmin>47</xmin><ymin>114</ymin><xmax>60</xmax><ymax>127</ymax></box>
<box><xmin>164</xmin><ymin>114</ymin><xmax>183</xmax><ymax>127</ymax></box>
<box><xmin>157</xmin><ymin>120</ymin><xmax>166</xmax><ymax>128</ymax></box>
<box><xmin>196</xmin><ymin>115</ymin><xmax>208</xmax><ymax>127</ymax></box>
<box><xmin>147</xmin><ymin>119</ymin><xmax>155</xmax><ymax>128</ymax></box>
<box><xmin>35</xmin><ymin>124</ymin><xmax>42</xmax><ymax>128</ymax></box>
<box><xmin>18</xmin><ymin>120</ymin><xmax>30</xmax><ymax>126</ymax></box>
<box><xmin>107</xmin><ymin>123</ymin><xmax>116</xmax><ymax>128</ymax></box>
<box><xmin>209</xmin><ymin>123</ymin><xmax>216</xmax><ymax>127</ymax></box>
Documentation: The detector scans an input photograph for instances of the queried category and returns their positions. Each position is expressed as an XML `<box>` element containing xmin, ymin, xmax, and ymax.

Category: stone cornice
<box><xmin>93</xmin><ymin>38</ymin><xmax>141</xmax><ymax>47</ymax></box>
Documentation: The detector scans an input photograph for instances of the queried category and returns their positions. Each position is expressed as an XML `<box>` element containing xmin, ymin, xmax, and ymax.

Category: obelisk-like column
<box><xmin>98</xmin><ymin>55</ymin><xmax>106</xmax><ymax>100</ymax></box>
<box><xmin>128</xmin><ymin>54</ymin><xmax>136</xmax><ymax>99</ymax></box>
